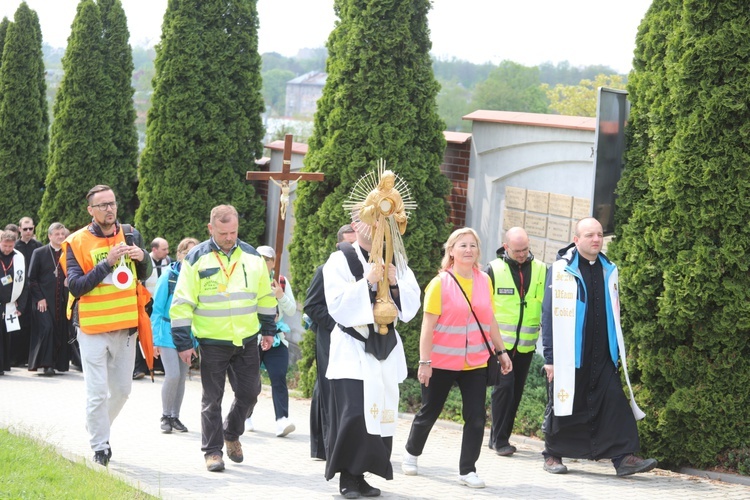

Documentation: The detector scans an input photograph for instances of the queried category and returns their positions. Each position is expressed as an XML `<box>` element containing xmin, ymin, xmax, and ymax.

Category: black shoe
<box><xmin>494</xmin><ymin>444</ymin><xmax>517</xmax><ymax>457</ymax></box>
<box><xmin>42</xmin><ymin>367</ymin><xmax>55</xmax><ymax>376</ymax></box>
<box><xmin>339</xmin><ymin>471</ymin><xmax>361</xmax><ymax>499</ymax></box>
<box><xmin>615</xmin><ymin>454</ymin><xmax>658</xmax><ymax>476</ymax></box>
<box><xmin>160</xmin><ymin>415</ymin><xmax>172</xmax><ymax>433</ymax></box>
<box><xmin>356</xmin><ymin>475</ymin><xmax>381</xmax><ymax>497</ymax></box>
<box><xmin>170</xmin><ymin>417</ymin><xmax>188</xmax><ymax>432</ymax></box>
<box><xmin>105</xmin><ymin>442</ymin><xmax>112</xmax><ymax>459</ymax></box>
<box><xmin>93</xmin><ymin>450</ymin><xmax>109</xmax><ymax>466</ymax></box>
<box><xmin>133</xmin><ymin>371</ymin><xmax>145</xmax><ymax>380</ymax></box>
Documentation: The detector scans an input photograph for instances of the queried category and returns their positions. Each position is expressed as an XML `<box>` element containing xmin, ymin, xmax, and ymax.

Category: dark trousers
<box><xmin>9</xmin><ymin>305</ymin><xmax>31</xmax><ymax>366</ymax></box>
<box><xmin>251</xmin><ymin>342</ymin><xmax>289</xmax><ymax>420</ymax></box>
<box><xmin>405</xmin><ymin>367</ymin><xmax>487</xmax><ymax>475</ymax></box>
<box><xmin>199</xmin><ymin>342</ymin><xmax>261</xmax><ymax>457</ymax></box>
<box><xmin>489</xmin><ymin>350</ymin><xmax>535</xmax><ymax>449</ymax></box>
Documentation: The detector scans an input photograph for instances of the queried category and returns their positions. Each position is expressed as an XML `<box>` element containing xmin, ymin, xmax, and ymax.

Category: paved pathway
<box><xmin>1</xmin><ymin>368</ymin><xmax>748</xmax><ymax>499</ymax></box>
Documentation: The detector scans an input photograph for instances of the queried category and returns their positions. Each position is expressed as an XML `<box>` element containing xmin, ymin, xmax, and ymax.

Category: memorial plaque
<box><xmin>572</xmin><ymin>197</ymin><xmax>591</xmax><ymax>220</ymax></box>
<box><xmin>503</xmin><ymin>209</ymin><xmax>525</xmax><ymax>230</ymax></box>
<box><xmin>505</xmin><ymin>186</ymin><xmax>527</xmax><ymax>210</ymax></box>
<box><xmin>548</xmin><ymin>193</ymin><xmax>573</xmax><ymax>218</ymax></box>
<box><xmin>526</xmin><ymin>190</ymin><xmax>550</xmax><ymax>214</ymax></box>
<box><xmin>570</xmin><ymin>219</ymin><xmax>577</xmax><ymax>239</ymax></box>
<box><xmin>544</xmin><ymin>245</ymin><xmax>560</xmax><ymax>264</ymax></box>
<box><xmin>524</xmin><ymin>213</ymin><xmax>547</xmax><ymax>238</ymax></box>
<box><xmin>547</xmin><ymin>218</ymin><xmax>571</xmax><ymax>242</ymax></box>
<box><xmin>529</xmin><ymin>237</ymin><xmax>546</xmax><ymax>259</ymax></box>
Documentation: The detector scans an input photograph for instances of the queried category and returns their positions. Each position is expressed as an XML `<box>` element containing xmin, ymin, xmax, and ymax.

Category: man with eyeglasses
<box><xmin>484</xmin><ymin>227</ymin><xmax>547</xmax><ymax>457</ymax></box>
<box><xmin>10</xmin><ymin>217</ymin><xmax>41</xmax><ymax>367</ymax></box>
<box><xmin>61</xmin><ymin>184</ymin><xmax>151</xmax><ymax>467</ymax></box>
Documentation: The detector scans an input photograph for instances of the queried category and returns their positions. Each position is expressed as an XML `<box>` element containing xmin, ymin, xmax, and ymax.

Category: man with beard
<box><xmin>28</xmin><ymin>222</ymin><xmax>71</xmax><ymax>375</ymax></box>
<box><xmin>10</xmin><ymin>217</ymin><xmax>41</xmax><ymax>366</ymax></box>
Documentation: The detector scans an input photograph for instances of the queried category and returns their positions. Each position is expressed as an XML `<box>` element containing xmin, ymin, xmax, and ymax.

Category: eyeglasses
<box><xmin>91</xmin><ymin>202</ymin><xmax>118</xmax><ymax>211</ymax></box>
<box><xmin>22</xmin><ymin>227</ymin><xmax>35</xmax><ymax>232</ymax></box>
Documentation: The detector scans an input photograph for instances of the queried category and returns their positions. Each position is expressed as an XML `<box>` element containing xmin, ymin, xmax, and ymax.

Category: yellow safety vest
<box><xmin>489</xmin><ymin>258</ymin><xmax>546</xmax><ymax>352</ymax></box>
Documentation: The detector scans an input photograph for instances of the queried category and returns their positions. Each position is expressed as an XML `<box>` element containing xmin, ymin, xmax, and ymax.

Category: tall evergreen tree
<box><xmin>39</xmin><ymin>0</ymin><xmax>109</xmax><ymax>232</ymax></box>
<box><xmin>135</xmin><ymin>0</ymin><xmax>267</xmax><ymax>246</ymax></box>
<box><xmin>0</xmin><ymin>17</ymin><xmax>9</xmax><ymax>68</ymax></box>
<box><xmin>99</xmin><ymin>0</ymin><xmax>138</xmax><ymax>223</ymax></box>
<box><xmin>290</xmin><ymin>0</ymin><xmax>452</xmax><ymax>379</ymax></box>
<box><xmin>612</xmin><ymin>0</ymin><xmax>750</xmax><ymax>468</ymax></box>
<box><xmin>0</xmin><ymin>2</ymin><xmax>48</xmax><ymax>223</ymax></box>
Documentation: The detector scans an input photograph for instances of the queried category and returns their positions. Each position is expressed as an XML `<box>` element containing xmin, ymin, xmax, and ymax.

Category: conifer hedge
<box><xmin>0</xmin><ymin>3</ymin><xmax>47</xmax><ymax>224</ymax></box>
<box><xmin>135</xmin><ymin>0</ymin><xmax>266</xmax><ymax>246</ymax></box>
<box><xmin>610</xmin><ymin>0</ymin><xmax>750</xmax><ymax>469</ymax></box>
<box><xmin>291</xmin><ymin>0</ymin><xmax>452</xmax><ymax>391</ymax></box>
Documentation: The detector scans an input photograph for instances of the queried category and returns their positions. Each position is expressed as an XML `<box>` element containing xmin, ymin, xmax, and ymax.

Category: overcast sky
<box><xmin>0</xmin><ymin>0</ymin><xmax>653</xmax><ymax>73</ymax></box>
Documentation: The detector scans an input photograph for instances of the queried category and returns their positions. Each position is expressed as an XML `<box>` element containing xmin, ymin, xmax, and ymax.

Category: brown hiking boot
<box><xmin>543</xmin><ymin>456</ymin><xmax>568</xmax><ymax>474</ymax></box>
<box><xmin>225</xmin><ymin>439</ymin><xmax>244</xmax><ymax>463</ymax></box>
<box><xmin>205</xmin><ymin>454</ymin><xmax>225</xmax><ymax>472</ymax></box>
<box><xmin>615</xmin><ymin>454</ymin><xmax>658</xmax><ymax>476</ymax></box>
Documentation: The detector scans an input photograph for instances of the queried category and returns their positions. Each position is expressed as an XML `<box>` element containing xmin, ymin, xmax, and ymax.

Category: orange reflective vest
<box><xmin>62</xmin><ymin>227</ymin><xmax>138</xmax><ymax>334</ymax></box>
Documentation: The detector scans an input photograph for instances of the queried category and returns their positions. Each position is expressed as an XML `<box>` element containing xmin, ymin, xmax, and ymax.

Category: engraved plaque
<box><xmin>529</xmin><ymin>237</ymin><xmax>546</xmax><ymax>259</ymax></box>
<box><xmin>570</xmin><ymin>219</ymin><xmax>577</xmax><ymax>238</ymax></box>
<box><xmin>548</xmin><ymin>193</ymin><xmax>573</xmax><ymax>218</ymax></box>
<box><xmin>505</xmin><ymin>186</ymin><xmax>527</xmax><ymax>210</ymax></box>
<box><xmin>572</xmin><ymin>197</ymin><xmax>591</xmax><ymax>220</ymax></box>
<box><xmin>503</xmin><ymin>209</ymin><xmax>525</xmax><ymax>230</ymax></box>
<box><xmin>524</xmin><ymin>213</ymin><xmax>547</xmax><ymax>238</ymax></box>
<box><xmin>547</xmin><ymin>218</ymin><xmax>571</xmax><ymax>242</ymax></box>
<box><xmin>526</xmin><ymin>190</ymin><xmax>550</xmax><ymax>214</ymax></box>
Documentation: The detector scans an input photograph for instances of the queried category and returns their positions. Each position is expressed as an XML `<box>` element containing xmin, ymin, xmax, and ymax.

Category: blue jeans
<box><xmin>199</xmin><ymin>342</ymin><xmax>261</xmax><ymax>457</ymax></box>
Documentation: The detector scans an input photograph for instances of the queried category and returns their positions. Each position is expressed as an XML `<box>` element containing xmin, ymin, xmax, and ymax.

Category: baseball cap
<box><xmin>256</xmin><ymin>245</ymin><xmax>276</xmax><ymax>260</ymax></box>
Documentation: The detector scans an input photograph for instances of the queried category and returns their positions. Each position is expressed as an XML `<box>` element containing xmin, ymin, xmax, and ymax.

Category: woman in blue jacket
<box><xmin>151</xmin><ymin>237</ymin><xmax>199</xmax><ymax>433</ymax></box>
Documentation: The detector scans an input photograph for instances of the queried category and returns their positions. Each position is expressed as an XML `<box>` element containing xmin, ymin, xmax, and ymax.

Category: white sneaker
<box><xmin>402</xmin><ymin>450</ymin><xmax>418</xmax><ymax>476</ymax></box>
<box><xmin>275</xmin><ymin>417</ymin><xmax>295</xmax><ymax>437</ymax></box>
<box><xmin>244</xmin><ymin>417</ymin><xmax>254</xmax><ymax>433</ymax></box>
<box><xmin>459</xmin><ymin>471</ymin><xmax>485</xmax><ymax>489</ymax></box>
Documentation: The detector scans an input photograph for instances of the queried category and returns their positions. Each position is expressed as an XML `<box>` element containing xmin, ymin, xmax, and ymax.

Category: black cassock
<box><xmin>544</xmin><ymin>258</ymin><xmax>640</xmax><ymax>460</ymax></box>
<box><xmin>28</xmin><ymin>244</ymin><xmax>70</xmax><ymax>372</ymax></box>
<box><xmin>305</xmin><ymin>264</ymin><xmax>336</xmax><ymax>460</ymax></box>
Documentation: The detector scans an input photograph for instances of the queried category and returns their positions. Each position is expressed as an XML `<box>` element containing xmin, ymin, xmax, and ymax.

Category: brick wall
<box><xmin>440</xmin><ymin>137</ymin><xmax>471</xmax><ymax>230</ymax></box>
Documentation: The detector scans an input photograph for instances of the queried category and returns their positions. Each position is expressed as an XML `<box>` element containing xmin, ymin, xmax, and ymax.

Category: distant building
<box><xmin>284</xmin><ymin>71</ymin><xmax>327</xmax><ymax>118</ymax></box>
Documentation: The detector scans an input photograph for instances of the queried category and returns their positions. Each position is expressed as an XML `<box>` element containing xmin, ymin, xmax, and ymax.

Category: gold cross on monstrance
<box><xmin>246</xmin><ymin>134</ymin><xmax>324</xmax><ymax>278</ymax></box>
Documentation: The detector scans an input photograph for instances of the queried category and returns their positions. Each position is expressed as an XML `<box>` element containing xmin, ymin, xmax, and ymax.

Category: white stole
<box><xmin>4</xmin><ymin>251</ymin><xmax>25</xmax><ymax>332</ymax></box>
<box><xmin>551</xmin><ymin>259</ymin><xmax>577</xmax><ymax>416</ymax></box>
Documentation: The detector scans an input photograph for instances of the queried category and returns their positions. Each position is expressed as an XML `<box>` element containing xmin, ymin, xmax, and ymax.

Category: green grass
<box><xmin>0</xmin><ymin>429</ymin><xmax>157</xmax><ymax>500</ymax></box>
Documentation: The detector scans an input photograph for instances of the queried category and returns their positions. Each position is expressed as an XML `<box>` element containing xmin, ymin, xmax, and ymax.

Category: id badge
<box><xmin>1</xmin><ymin>275</ymin><xmax>11</xmax><ymax>286</ymax></box>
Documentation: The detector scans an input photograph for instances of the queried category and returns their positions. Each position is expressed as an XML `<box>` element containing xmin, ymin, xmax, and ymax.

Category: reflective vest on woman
<box><xmin>65</xmin><ymin>227</ymin><xmax>138</xmax><ymax>334</ymax></box>
<box><xmin>489</xmin><ymin>258</ymin><xmax>546</xmax><ymax>353</ymax></box>
<box><xmin>431</xmin><ymin>268</ymin><xmax>494</xmax><ymax>370</ymax></box>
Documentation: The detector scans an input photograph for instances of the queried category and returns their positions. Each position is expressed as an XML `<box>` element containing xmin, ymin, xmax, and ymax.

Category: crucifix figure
<box><xmin>269</xmin><ymin>176</ymin><xmax>302</xmax><ymax>220</ymax></box>
<box><xmin>246</xmin><ymin>134</ymin><xmax>324</xmax><ymax>278</ymax></box>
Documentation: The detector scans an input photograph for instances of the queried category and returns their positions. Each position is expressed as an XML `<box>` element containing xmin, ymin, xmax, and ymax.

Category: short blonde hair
<box><xmin>210</xmin><ymin>205</ymin><xmax>238</xmax><ymax>225</ymax></box>
<box><xmin>440</xmin><ymin>227</ymin><xmax>481</xmax><ymax>272</ymax></box>
<box><xmin>176</xmin><ymin>237</ymin><xmax>200</xmax><ymax>261</ymax></box>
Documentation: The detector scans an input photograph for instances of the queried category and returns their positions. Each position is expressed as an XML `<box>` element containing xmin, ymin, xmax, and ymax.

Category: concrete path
<box><xmin>1</xmin><ymin>368</ymin><xmax>748</xmax><ymax>499</ymax></box>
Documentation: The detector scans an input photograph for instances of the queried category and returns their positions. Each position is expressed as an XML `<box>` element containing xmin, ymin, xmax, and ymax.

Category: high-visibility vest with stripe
<box><xmin>489</xmin><ymin>258</ymin><xmax>546</xmax><ymax>353</ymax></box>
<box><xmin>170</xmin><ymin>242</ymin><xmax>277</xmax><ymax>346</ymax></box>
<box><xmin>64</xmin><ymin>227</ymin><xmax>138</xmax><ymax>334</ymax></box>
<box><xmin>431</xmin><ymin>269</ymin><xmax>494</xmax><ymax>370</ymax></box>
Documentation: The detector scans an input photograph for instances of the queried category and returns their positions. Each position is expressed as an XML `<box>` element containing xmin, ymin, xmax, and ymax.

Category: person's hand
<box><xmin>271</xmin><ymin>279</ymin><xmax>284</xmax><ymax>300</ymax></box>
<box><xmin>417</xmin><ymin>364</ymin><xmax>432</xmax><ymax>387</ymax></box>
<box><xmin>37</xmin><ymin>299</ymin><xmax>47</xmax><ymax>313</ymax></box>
<box><xmin>387</xmin><ymin>264</ymin><xmax>397</xmax><ymax>286</ymax></box>
<box><xmin>128</xmin><ymin>246</ymin><xmax>145</xmax><ymax>262</ymax></box>
<box><xmin>178</xmin><ymin>348</ymin><xmax>196</xmax><ymax>365</ymax></box>
<box><xmin>260</xmin><ymin>335</ymin><xmax>275</xmax><ymax>351</ymax></box>
<box><xmin>154</xmin><ymin>346</ymin><xmax>161</xmax><ymax>358</ymax></box>
<box><xmin>544</xmin><ymin>364</ymin><xmax>554</xmax><ymax>382</ymax></box>
<box><xmin>107</xmin><ymin>244</ymin><xmax>127</xmax><ymax>266</ymax></box>
<box><xmin>366</xmin><ymin>263</ymin><xmax>384</xmax><ymax>288</ymax></box>
<box><xmin>499</xmin><ymin>351</ymin><xmax>513</xmax><ymax>375</ymax></box>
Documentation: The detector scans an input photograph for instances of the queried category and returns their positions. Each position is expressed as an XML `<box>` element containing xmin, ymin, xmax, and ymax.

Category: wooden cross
<box><xmin>246</xmin><ymin>134</ymin><xmax>324</xmax><ymax>278</ymax></box>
